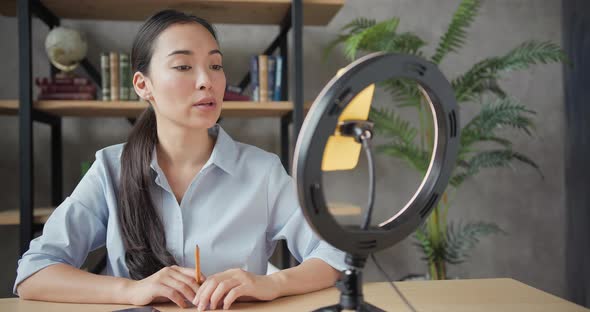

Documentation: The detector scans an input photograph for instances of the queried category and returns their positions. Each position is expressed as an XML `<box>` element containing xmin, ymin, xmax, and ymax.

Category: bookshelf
<box><xmin>0</xmin><ymin>0</ymin><xmax>342</xmax><ymax>25</ymax></box>
<box><xmin>0</xmin><ymin>203</ymin><xmax>360</xmax><ymax>226</ymax></box>
<box><xmin>3</xmin><ymin>0</ymin><xmax>344</xmax><ymax>270</ymax></box>
<box><xmin>0</xmin><ymin>100</ymin><xmax>303</xmax><ymax>118</ymax></box>
<box><xmin>0</xmin><ymin>208</ymin><xmax>54</xmax><ymax>226</ymax></box>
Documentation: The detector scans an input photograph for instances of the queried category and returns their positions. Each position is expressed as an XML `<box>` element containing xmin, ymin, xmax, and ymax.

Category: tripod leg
<box><xmin>359</xmin><ymin>302</ymin><xmax>386</xmax><ymax>312</ymax></box>
<box><xmin>312</xmin><ymin>304</ymin><xmax>342</xmax><ymax>312</ymax></box>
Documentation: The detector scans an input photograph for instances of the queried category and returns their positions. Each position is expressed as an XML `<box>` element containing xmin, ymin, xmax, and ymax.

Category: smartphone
<box><xmin>321</xmin><ymin>69</ymin><xmax>376</xmax><ymax>172</ymax></box>
<box><xmin>112</xmin><ymin>307</ymin><xmax>161</xmax><ymax>312</ymax></box>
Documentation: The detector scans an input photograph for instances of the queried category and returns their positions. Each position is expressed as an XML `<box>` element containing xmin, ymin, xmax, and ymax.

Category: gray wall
<box><xmin>0</xmin><ymin>0</ymin><xmax>566</xmax><ymax>300</ymax></box>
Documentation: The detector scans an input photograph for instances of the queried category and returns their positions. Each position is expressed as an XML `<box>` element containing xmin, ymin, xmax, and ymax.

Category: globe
<box><xmin>45</xmin><ymin>26</ymin><xmax>88</xmax><ymax>72</ymax></box>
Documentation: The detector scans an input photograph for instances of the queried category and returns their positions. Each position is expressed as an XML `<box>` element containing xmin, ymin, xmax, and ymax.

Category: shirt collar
<box><xmin>149</xmin><ymin>124</ymin><xmax>238</xmax><ymax>177</ymax></box>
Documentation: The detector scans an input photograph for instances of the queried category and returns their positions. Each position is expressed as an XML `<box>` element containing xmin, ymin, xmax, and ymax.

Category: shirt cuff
<box><xmin>13</xmin><ymin>255</ymin><xmax>67</xmax><ymax>296</ymax></box>
<box><xmin>304</xmin><ymin>245</ymin><xmax>347</xmax><ymax>272</ymax></box>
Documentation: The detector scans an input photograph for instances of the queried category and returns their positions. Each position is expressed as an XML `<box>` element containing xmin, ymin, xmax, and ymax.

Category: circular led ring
<box><xmin>293</xmin><ymin>52</ymin><xmax>460</xmax><ymax>256</ymax></box>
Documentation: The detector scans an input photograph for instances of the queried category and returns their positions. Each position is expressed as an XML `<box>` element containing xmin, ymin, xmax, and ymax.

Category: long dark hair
<box><xmin>118</xmin><ymin>9</ymin><xmax>218</xmax><ymax>280</ymax></box>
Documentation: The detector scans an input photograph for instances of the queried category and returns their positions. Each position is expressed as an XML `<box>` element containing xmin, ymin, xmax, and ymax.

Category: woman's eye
<box><xmin>174</xmin><ymin>65</ymin><xmax>192</xmax><ymax>71</ymax></box>
<box><xmin>211</xmin><ymin>64</ymin><xmax>224</xmax><ymax>71</ymax></box>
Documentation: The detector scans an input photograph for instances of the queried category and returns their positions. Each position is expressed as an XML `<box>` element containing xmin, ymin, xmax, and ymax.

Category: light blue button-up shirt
<box><xmin>14</xmin><ymin>125</ymin><xmax>346</xmax><ymax>294</ymax></box>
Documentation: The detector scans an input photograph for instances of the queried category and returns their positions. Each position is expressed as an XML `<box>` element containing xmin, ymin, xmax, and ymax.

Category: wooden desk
<box><xmin>0</xmin><ymin>278</ymin><xmax>587</xmax><ymax>311</ymax></box>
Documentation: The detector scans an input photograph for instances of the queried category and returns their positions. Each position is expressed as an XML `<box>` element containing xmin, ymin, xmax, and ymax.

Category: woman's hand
<box><xmin>124</xmin><ymin>265</ymin><xmax>206</xmax><ymax>308</ymax></box>
<box><xmin>192</xmin><ymin>268</ymin><xmax>279</xmax><ymax>311</ymax></box>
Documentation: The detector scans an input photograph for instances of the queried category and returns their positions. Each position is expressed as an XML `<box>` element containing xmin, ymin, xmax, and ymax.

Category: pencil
<box><xmin>195</xmin><ymin>244</ymin><xmax>200</xmax><ymax>284</ymax></box>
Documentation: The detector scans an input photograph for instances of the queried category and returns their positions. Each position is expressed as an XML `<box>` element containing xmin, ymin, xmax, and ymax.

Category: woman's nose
<box><xmin>196</xmin><ymin>70</ymin><xmax>212</xmax><ymax>91</ymax></box>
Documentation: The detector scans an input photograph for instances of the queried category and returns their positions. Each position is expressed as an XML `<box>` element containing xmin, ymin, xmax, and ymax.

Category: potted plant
<box><xmin>325</xmin><ymin>0</ymin><xmax>566</xmax><ymax>280</ymax></box>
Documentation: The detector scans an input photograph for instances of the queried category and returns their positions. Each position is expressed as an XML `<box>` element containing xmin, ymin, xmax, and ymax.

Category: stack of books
<box><xmin>35</xmin><ymin>73</ymin><xmax>97</xmax><ymax>100</ymax></box>
<box><xmin>224</xmin><ymin>85</ymin><xmax>250</xmax><ymax>101</ymax></box>
<box><xmin>101</xmin><ymin>52</ymin><xmax>138</xmax><ymax>101</ymax></box>
<box><xmin>250</xmin><ymin>55</ymin><xmax>283</xmax><ymax>102</ymax></box>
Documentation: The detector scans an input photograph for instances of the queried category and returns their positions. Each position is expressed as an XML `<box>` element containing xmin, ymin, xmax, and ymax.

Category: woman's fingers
<box><xmin>161</xmin><ymin>275</ymin><xmax>196</xmax><ymax>303</ymax></box>
<box><xmin>193</xmin><ymin>277</ymin><xmax>222</xmax><ymax>311</ymax></box>
<box><xmin>157</xmin><ymin>284</ymin><xmax>187</xmax><ymax>308</ymax></box>
<box><xmin>171</xmin><ymin>265</ymin><xmax>207</xmax><ymax>284</ymax></box>
<box><xmin>168</xmin><ymin>267</ymin><xmax>200</xmax><ymax>294</ymax></box>
<box><xmin>209</xmin><ymin>278</ymin><xmax>241</xmax><ymax>310</ymax></box>
<box><xmin>223</xmin><ymin>285</ymin><xmax>247</xmax><ymax>310</ymax></box>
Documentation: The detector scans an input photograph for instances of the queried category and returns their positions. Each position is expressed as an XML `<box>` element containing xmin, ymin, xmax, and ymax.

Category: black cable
<box><xmin>357</xmin><ymin>129</ymin><xmax>417</xmax><ymax>312</ymax></box>
<box><xmin>370</xmin><ymin>253</ymin><xmax>418</xmax><ymax>312</ymax></box>
<box><xmin>360</xmin><ymin>134</ymin><xmax>376</xmax><ymax>231</ymax></box>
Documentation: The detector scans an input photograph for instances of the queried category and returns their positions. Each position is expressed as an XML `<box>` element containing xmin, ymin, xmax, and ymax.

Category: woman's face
<box><xmin>140</xmin><ymin>23</ymin><xmax>226</xmax><ymax>130</ymax></box>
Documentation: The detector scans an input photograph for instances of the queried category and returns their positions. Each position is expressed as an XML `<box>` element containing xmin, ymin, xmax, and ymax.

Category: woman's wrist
<box><xmin>115</xmin><ymin>277</ymin><xmax>136</xmax><ymax>304</ymax></box>
<box><xmin>266</xmin><ymin>271</ymin><xmax>287</xmax><ymax>299</ymax></box>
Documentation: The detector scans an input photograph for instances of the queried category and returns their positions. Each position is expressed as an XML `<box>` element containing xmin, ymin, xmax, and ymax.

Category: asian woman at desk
<box><xmin>14</xmin><ymin>9</ymin><xmax>345</xmax><ymax>311</ymax></box>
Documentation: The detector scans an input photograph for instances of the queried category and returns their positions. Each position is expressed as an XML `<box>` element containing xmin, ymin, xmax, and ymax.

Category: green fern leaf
<box><xmin>323</xmin><ymin>18</ymin><xmax>379</xmax><ymax>61</ymax></box>
<box><xmin>432</xmin><ymin>0</ymin><xmax>481</xmax><ymax>64</ymax></box>
<box><xmin>462</xmin><ymin>97</ymin><xmax>536</xmax><ymax>147</ymax></box>
<box><xmin>323</xmin><ymin>34</ymin><xmax>351</xmax><ymax>61</ymax></box>
<box><xmin>376</xmin><ymin>142</ymin><xmax>430</xmax><ymax>173</ymax></box>
<box><xmin>380</xmin><ymin>79</ymin><xmax>422</xmax><ymax>108</ymax></box>
<box><xmin>373</xmin><ymin>32</ymin><xmax>426</xmax><ymax>55</ymax></box>
<box><xmin>444</xmin><ymin>221</ymin><xmax>505</xmax><ymax>264</ymax></box>
<box><xmin>370</xmin><ymin>107</ymin><xmax>418</xmax><ymax>143</ymax></box>
<box><xmin>341</xmin><ymin>17</ymin><xmax>377</xmax><ymax>34</ymax></box>
<box><xmin>343</xmin><ymin>18</ymin><xmax>400</xmax><ymax>60</ymax></box>
<box><xmin>452</xmin><ymin>149</ymin><xmax>543</xmax><ymax>186</ymax></box>
<box><xmin>453</xmin><ymin>41</ymin><xmax>566</xmax><ymax>102</ymax></box>
<box><xmin>414</xmin><ymin>227</ymin><xmax>446</xmax><ymax>263</ymax></box>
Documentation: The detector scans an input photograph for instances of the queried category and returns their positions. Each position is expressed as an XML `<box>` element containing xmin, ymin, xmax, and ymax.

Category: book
<box><xmin>101</xmin><ymin>52</ymin><xmax>110</xmax><ymax>101</ymax></box>
<box><xmin>258</xmin><ymin>55</ymin><xmax>268</xmax><ymax>102</ymax></box>
<box><xmin>119</xmin><ymin>53</ymin><xmax>130</xmax><ymax>100</ymax></box>
<box><xmin>38</xmin><ymin>92</ymin><xmax>95</xmax><ymax>100</ymax></box>
<box><xmin>39</xmin><ymin>84</ymin><xmax>97</xmax><ymax>93</ymax></box>
<box><xmin>36</xmin><ymin>76</ymin><xmax>90</xmax><ymax>86</ymax></box>
<box><xmin>249</xmin><ymin>56</ymin><xmax>259</xmax><ymax>102</ymax></box>
<box><xmin>110</xmin><ymin>52</ymin><xmax>119</xmax><ymax>101</ymax></box>
<box><xmin>226</xmin><ymin>85</ymin><xmax>243</xmax><ymax>94</ymax></box>
<box><xmin>274</xmin><ymin>55</ymin><xmax>283</xmax><ymax>101</ymax></box>
<box><xmin>224</xmin><ymin>90</ymin><xmax>250</xmax><ymax>101</ymax></box>
<box><xmin>35</xmin><ymin>74</ymin><xmax>97</xmax><ymax>100</ymax></box>
<box><xmin>267</xmin><ymin>56</ymin><xmax>276</xmax><ymax>102</ymax></box>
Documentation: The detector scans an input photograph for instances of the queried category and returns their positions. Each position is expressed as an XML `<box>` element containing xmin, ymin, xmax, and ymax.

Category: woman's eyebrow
<box><xmin>209</xmin><ymin>49</ymin><xmax>223</xmax><ymax>57</ymax></box>
<box><xmin>167</xmin><ymin>49</ymin><xmax>223</xmax><ymax>57</ymax></box>
<box><xmin>167</xmin><ymin>50</ymin><xmax>192</xmax><ymax>57</ymax></box>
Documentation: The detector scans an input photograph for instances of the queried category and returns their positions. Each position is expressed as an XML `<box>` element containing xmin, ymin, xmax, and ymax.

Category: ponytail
<box><xmin>118</xmin><ymin>107</ymin><xmax>177</xmax><ymax>279</ymax></box>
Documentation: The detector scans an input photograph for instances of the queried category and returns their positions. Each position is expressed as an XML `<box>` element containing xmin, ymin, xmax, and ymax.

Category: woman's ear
<box><xmin>133</xmin><ymin>71</ymin><xmax>152</xmax><ymax>101</ymax></box>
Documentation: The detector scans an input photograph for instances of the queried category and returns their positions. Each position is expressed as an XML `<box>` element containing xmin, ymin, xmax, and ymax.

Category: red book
<box><xmin>35</xmin><ymin>76</ymin><xmax>91</xmax><ymax>86</ymax></box>
<box><xmin>223</xmin><ymin>91</ymin><xmax>250</xmax><ymax>101</ymax></box>
<box><xmin>38</xmin><ymin>92</ymin><xmax>96</xmax><ymax>100</ymax></box>
<box><xmin>40</xmin><ymin>84</ymin><xmax>97</xmax><ymax>93</ymax></box>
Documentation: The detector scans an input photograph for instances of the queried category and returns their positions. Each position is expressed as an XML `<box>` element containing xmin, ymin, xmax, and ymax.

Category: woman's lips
<box><xmin>192</xmin><ymin>101</ymin><xmax>217</xmax><ymax>111</ymax></box>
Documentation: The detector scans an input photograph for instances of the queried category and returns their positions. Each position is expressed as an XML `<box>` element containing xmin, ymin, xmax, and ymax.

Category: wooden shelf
<box><xmin>0</xmin><ymin>202</ymin><xmax>357</xmax><ymax>225</ymax></box>
<box><xmin>0</xmin><ymin>100</ymin><xmax>304</xmax><ymax>118</ymax></box>
<box><xmin>0</xmin><ymin>0</ymin><xmax>344</xmax><ymax>25</ymax></box>
<box><xmin>0</xmin><ymin>100</ymin><xmax>18</xmax><ymax>115</ymax></box>
<box><xmin>0</xmin><ymin>207</ymin><xmax>55</xmax><ymax>225</ymax></box>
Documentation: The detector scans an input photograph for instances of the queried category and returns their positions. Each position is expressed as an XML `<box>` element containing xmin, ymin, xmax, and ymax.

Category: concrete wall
<box><xmin>0</xmin><ymin>0</ymin><xmax>566</xmax><ymax>299</ymax></box>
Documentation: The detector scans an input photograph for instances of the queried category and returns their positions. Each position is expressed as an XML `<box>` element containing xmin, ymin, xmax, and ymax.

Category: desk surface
<box><xmin>0</xmin><ymin>278</ymin><xmax>587</xmax><ymax>312</ymax></box>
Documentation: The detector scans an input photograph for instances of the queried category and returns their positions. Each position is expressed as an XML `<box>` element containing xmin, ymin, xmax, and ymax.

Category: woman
<box><xmin>15</xmin><ymin>9</ymin><xmax>345</xmax><ymax>311</ymax></box>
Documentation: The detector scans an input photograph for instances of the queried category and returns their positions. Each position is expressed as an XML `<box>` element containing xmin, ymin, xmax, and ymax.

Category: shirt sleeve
<box><xmin>14</xmin><ymin>151</ymin><xmax>110</xmax><ymax>295</ymax></box>
<box><xmin>266</xmin><ymin>155</ymin><xmax>347</xmax><ymax>272</ymax></box>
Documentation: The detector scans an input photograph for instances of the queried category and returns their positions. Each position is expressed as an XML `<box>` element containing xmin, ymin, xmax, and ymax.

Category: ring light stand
<box><xmin>293</xmin><ymin>52</ymin><xmax>460</xmax><ymax>311</ymax></box>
